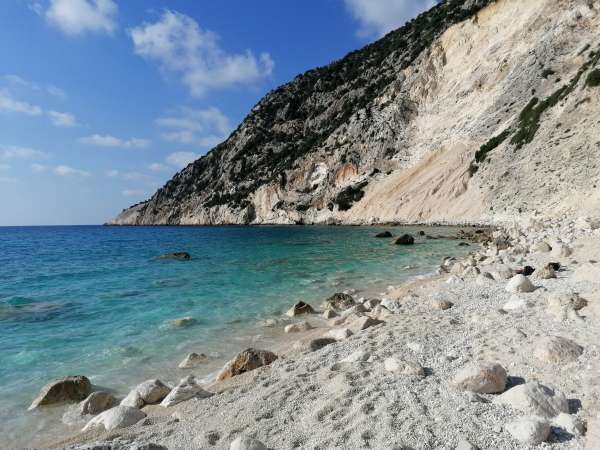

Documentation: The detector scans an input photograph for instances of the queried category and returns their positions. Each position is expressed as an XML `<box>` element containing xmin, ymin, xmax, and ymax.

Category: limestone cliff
<box><xmin>111</xmin><ymin>0</ymin><xmax>600</xmax><ymax>226</ymax></box>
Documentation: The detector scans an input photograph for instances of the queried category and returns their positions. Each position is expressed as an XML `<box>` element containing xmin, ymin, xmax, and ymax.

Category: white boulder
<box><xmin>82</xmin><ymin>406</ymin><xmax>146</xmax><ymax>432</ymax></box>
<box><xmin>495</xmin><ymin>382</ymin><xmax>569</xmax><ymax>418</ymax></box>
<box><xmin>327</xmin><ymin>328</ymin><xmax>353</xmax><ymax>340</ymax></box>
<box><xmin>505</xmin><ymin>416</ymin><xmax>551</xmax><ymax>445</ymax></box>
<box><xmin>160</xmin><ymin>376</ymin><xmax>213</xmax><ymax>407</ymax></box>
<box><xmin>505</xmin><ymin>274</ymin><xmax>535</xmax><ymax>293</ymax></box>
<box><xmin>230</xmin><ymin>436</ymin><xmax>267</xmax><ymax>450</ymax></box>
<box><xmin>284</xmin><ymin>321</ymin><xmax>313</xmax><ymax>333</ymax></box>
<box><xmin>178</xmin><ymin>352</ymin><xmax>208</xmax><ymax>369</ymax></box>
<box><xmin>451</xmin><ymin>362</ymin><xmax>507</xmax><ymax>394</ymax></box>
<box><xmin>384</xmin><ymin>357</ymin><xmax>425</xmax><ymax>376</ymax></box>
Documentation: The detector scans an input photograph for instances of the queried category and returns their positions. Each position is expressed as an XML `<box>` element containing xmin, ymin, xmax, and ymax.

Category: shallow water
<box><xmin>0</xmin><ymin>225</ymin><xmax>470</xmax><ymax>447</ymax></box>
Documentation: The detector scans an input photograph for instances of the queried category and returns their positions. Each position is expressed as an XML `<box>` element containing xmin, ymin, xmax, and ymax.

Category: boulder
<box><xmin>533</xmin><ymin>336</ymin><xmax>583</xmax><ymax>364</ymax></box>
<box><xmin>505</xmin><ymin>416</ymin><xmax>551</xmax><ymax>445</ymax></box>
<box><xmin>284</xmin><ymin>321</ymin><xmax>313</xmax><ymax>333</ymax></box>
<box><xmin>375</xmin><ymin>231</ymin><xmax>393</xmax><ymax>238</ymax></box>
<box><xmin>394</xmin><ymin>234</ymin><xmax>415</xmax><ymax>245</ymax></box>
<box><xmin>160</xmin><ymin>376</ymin><xmax>213</xmax><ymax>407</ymax></box>
<box><xmin>120</xmin><ymin>390</ymin><xmax>144</xmax><ymax>409</ymax></box>
<box><xmin>552</xmin><ymin>413</ymin><xmax>585</xmax><ymax>436</ymax></box>
<box><xmin>285</xmin><ymin>301</ymin><xmax>315</xmax><ymax>317</ymax></box>
<box><xmin>363</xmin><ymin>298</ymin><xmax>381</xmax><ymax>310</ymax></box>
<box><xmin>451</xmin><ymin>362</ymin><xmax>507</xmax><ymax>394</ymax></box>
<box><xmin>430</xmin><ymin>299</ymin><xmax>453</xmax><ymax>310</ymax></box>
<box><xmin>538</xmin><ymin>264</ymin><xmax>556</xmax><ymax>279</ymax></box>
<box><xmin>347</xmin><ymin>316</ymin><xmax>384</xmax><ymax>333</ymax></box>
<box><xmin>533</xmin><ymin>241</ymin><xmax>552</xmax><ymax>253</ymax></box>
<box><xmin>384</xmin><ymin>358</ymin><xmax>425</xmax><ymax>377</ymax></box>
<box><xmin>380</xmin><ymin>298</ymin><xmax>402</xmax><ymax>313</ymax></box>
<box><xmin>217</xmin><ymin>348</ymin><xmax>278</xmax><ymax>381</ymax></box>
<box><xmin>82</xmin><ymin>406</ymin><xmax>146</xmax><ymax>432</ymax></box>
<box><xmin>230</xmin><ymin>436</ymin><xmax>267</xmax><ymax>450</ymax></box>
<box><xmin>505</xmin><ymin>274</ymin><xmax>535</xmax><ymax>293</ymax></box>
<box><xmin>340</xmin><ymin>303</ymin><xmax>366</xmax><ymax>318</ymax></box>
<box><xmin>178</xmin><ymin>352</ymin><xmax>208</xmax><ymax>369</ymax></box>
<box><xmin>547</xmin><ymin>293</ymin><xmax>587</xmax><ymax>321</ymax></box>
<box><xmin>164</xmin><ymin>316</ymin><xmax>197</xmax><ymax>328</ymax></box>
<box><xmin>494</xmin><ymin>382</ymin><xmax>569</xmax><ymax>418</ymax></box>
<box><xmin>490</xmin><ymin>265</ymin><xmax>514</xmax><ymax>280</ymax></box>
<box><xmin>158</xmin><ymin>252</ymin><xmax>191</xmax><ymax>260</ymax></box>
<box><xmin>322</xmin><ymin>309</ymin><xmax>337</xmax><ymax>319</ymax></box>
<box><xmin>79</xmin><ymin>391</ymin><xmax>116</xmax><ymax>415</ymax></box>
<box><xmin>515</xmin><ymin>266</ymin><xmax>535</xmax><ymax>276</ymax></box>
<box><xmin>327</xmin><ymin>328</ymin><xmax>353</xmax><ymax>340</ymax></box>
<box><xmin>132</xmin><ymin>379</ymin><xmax>171</xmax><ymax>405</ymax></box>
<box><xmin>29</xmin><ymin>376</ymin><xmax>92</xmax><ymax>410</ymax></box>
<box><xmin>294</xmin><ymin>337</ymin><xmax>336</xmax><ymax>352</ymax></box>
<box><xmin>323</xmin><ymin>293</ymin><xmax>356</xmax><ymax>311</ymax></box>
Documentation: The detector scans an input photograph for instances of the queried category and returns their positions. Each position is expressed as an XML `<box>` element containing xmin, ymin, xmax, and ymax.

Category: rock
<box><xmin>538</xmin><ymin>264</ymin><xmax>556</xmax><ymax>279</ymax></box>
<box><xmin>430</xmin><ymin>298</ymin><xmax>453</xmax><ymax>310</ymax></box>
<box><xmin>548</xmin><ymin>262</ymin><xmax>561</xmax><ymax>271</ymax></box>
<box><xmin>165</xmin><ymin>316</ymin><xmax>197</xmax><ymax>328</ymax></box>
<box><xmin>533</xmin><ymin>241</ymin><xmax>552</xmax><ymax>253</ymax></box>
<box><xmin>490</xmin><ymin>265</ymin><xmax>514</xmax><ymax>280</ymax></box>
<box><xmin>551</xmin><ymin>243</ymin><xmax>572</xmax><ymax>258</ymax></box>
<box><xmin>294</xmin><ymin>337</ymin><xmax>336</xmax><ymax>352</ymax></box>
<box><xmin>133</xmin><ymin>379</ymin><xmax>171</xmax><ymax>405</ymax></box>
<box><xmin>322</xmin><ymin>309</ymin><xmax>337</xmax><ymax>319</ymax></box>
<box><xmin>120</xmin><ymin>390</ymin><xmax>144</xmax><ymax>409</ymax></box>
<box><xmin>446</xmin><ymin>275</ymin><xmax>463</xmax><ymax>284</ymax></box>
<box><xmin>158</xmin><ymin>252</ymin><xmax>191</xmax><ymax>260</ymax></box>
<box><xmin>327</xmin><ymin>328</ymin><xmax>353</xmax><ymax>340</ymax></box>
<box><xmin>380</xmin><ymin>298</ymin><xmax>402</xmax><ymax>313</ymax></box>
<box><xmin>178</xmin><ymin>352</ymin><xmax>208</xmax><ymax>369</ymax></box>
<box><xmin>505</xmin><ymin>274</ymin><xmax>535</xmax><ymax>293</ymax></box>
<box><xmin>284</xmin><ymin>321</ymin><xmax>313</xmax><ymax>333</ymax></box>
<box><xmin>29</xmin><ymin>376</ymin><xmax>92</xmax><ymax>410</ymax></box>
<box><xmin>217</xmin><ymin>348</ymin><xmax>278</xmax><ymax>381</ymax></box>
<box><xmin>340</xmin><ymin>303</ymin><xmax>366</xmax><ymax>318</ymax></box>
<box><xmin>347</xmin><ymin>316</ymin><xmax>383</xmax><ymax>333</ymax></box>
<box><xmin>372</xmin><ymin>304</ymin><xmax>393</xmax><ymax>319</ymax></box>
<box><xmin>230</xmin><ymin>436</ymin><xmax>267</xmax><ymax>450</ymax></box>
<box><xmin>375</xmin><ymin>231</ymin><xmax>393</xmax><ymax>238</ymax></box>
<box><xmin>82</xmin><ymin>406</ymin><xmax>146</xmax><ymax>432</ymax></box>
<box><xmin>451</xmin><ymin>362</ymin><xmax>507</xmax><ymax>394</ymax></box>
<box><xmin>552</xmin><ymin>413</ymin><xmax>585</xmax><ymax>436</ymax></box>
<box><xmin>515</xmin><ymin>266</ymin><xmax>535</xmax><ymax>276</ymax></box>
<box><xmin>494</xmin><ymin>382</ymin><xmax>569</xmax><ymax>418</ymax></box>
<box><xmin>502</xmin><ymin>295</ymin><xmax>529</xmax><ymax>312</ymax></box>
<box><xmin>533</xmin><ymin>336</ymin><xmax>583</xmax><ymax>363</ymax></box>
<box><xmin>342</xmin><ymin>350</ymin><xmax>370</xmax><ymax>363</ymax></box>
<box><xmin>547</xmin><ymin>292</ymin><xmax>587</xmax><ymax>321</ymax></box>
<box><xmin>394</xmin><ymin>234</ymin><xmax>415</xmax><ymax>245</ymax></box>
<box><xmin>461</xmin><ymin>266</ymin><xmax>480</xmax><ymax>278</ymax></box>
<box><xmin>80</xmin><ymin>391</ymin><xmax>116</xmax><ymax>415</ymax></box>
<box><xmin>285</xmin><ymin>301</ymin><xmax>315</xmax><ymax>317</ymax></box>
<box><xmin>160</xmin><ymin>376</ymin><xmax>213</xmax><ymax>407</ymax></box>
<box><xmin>456</xmin><ymin>439</ymin><xmax>479</xmax><ymax>450</ymax></box>
<box><xmin>384</xmin><ymin>358</ymin><xmax>425</xmax><ymax>376</ymax></box>
<box><xmin>363</xmin><ymin>298</ymin><xmax>381</xmax><ymax>310</ymax></box>
<box><xmin>323</xmin><ymin>293</ymin><xmax>356</xmax><ymax>311</ymax></box>
<box><xmin>505</xmin><ymin>416</ymin><xmax>551</xmax><ymax>445</ymax></box>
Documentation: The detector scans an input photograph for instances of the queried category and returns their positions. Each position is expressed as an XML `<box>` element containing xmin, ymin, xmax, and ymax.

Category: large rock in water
<box><xmin>29</xmin><ymin>376</ymin><xmax>92</xmax><ymax>410</ymax></box>
<box><xmin>158</xmin><ymin>252</ymin><xmax>191</xmax><ymax>260</ymax></box>
<box><xmin>217</xmin><ymin>348</ymin><xmax>278</xmax><ymax>381</ymax></box>
<box><xmin>178</xmin><ymin>352</ymin><xmax>208</xmax><ymax>369</ymax></box>
<box><xmin>394</xmin><ymin>234</ymin><xmax>415</xmax><ymax>245</ymax></box>
<box><xmin>323</xmin><ymin>293</ymin><xmax>356</xmax><ymax>311</ymax></box>
<box><xmin>285</xmin><ymin>301</ymin><xmax>315</xmax><ymax>317</ymax></box>
<box><xmin>79</xmin><ymin>391</ymin><xmax>116</xmax><ymax>415</ymax></box>
<box><xmin>494</xmin><ymin>382</ymin><xmax>569</xmax><ymax>418</ymax></box>
<box><xmin>451</xmin><ymin>362</ymin><xmax>507</xmax><ymax>394</ymax></box>
<box><xmin>533</xmin><ymin>336</ymin><xmax>583</xmax><ymax>364</ymax></box>
<box><xmin>82</xmin><ymin>405</ymin><xmax>146</xmax><ymax>432</ymax></box>
<box><xmin>375</xmin><ymin>231</ymin><xmax>393</xmax><ymax>238</ymax></box>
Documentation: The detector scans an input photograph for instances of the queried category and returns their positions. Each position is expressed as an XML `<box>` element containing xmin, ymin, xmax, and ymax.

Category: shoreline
<box><xmin>22</xmin><ymin>219</ymin><xmax>600</xmax><ymax>449</ymax></box>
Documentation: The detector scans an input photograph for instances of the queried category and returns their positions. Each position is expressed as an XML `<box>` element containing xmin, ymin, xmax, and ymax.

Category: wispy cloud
<box><xmin>148</xmin><ymin>162</ymin><xmax>170</xmax><ymax>173</ymax></box>
<box><xmin>48</xmin><ymin>110</ymin><xmax>77</xmax><ymax>127</ymax></box>
<box><xmin>32</xmin><ymin>163</ymin><xmax>90</xmax><ymax>177</ymax></box>
<box><xmin>0</xmin><ymin>90</ymin><xmax>43</xmax><ymax>116</ymax></box>
<box><xmin>80</xmin><ymin>134</ymin><xmax>150</xmax><ymax>149</ymax></box>
<box><xmin>46</xmin><ymin>0</ymin><xmax>118</xmax><ymax>36</ymax></box>
<box><xmin>130</xmin><ymin>10</ymin><xmax>274</xmax><ymax>97</ymax></box>
<box><xmin>344</xmin><ymin>0</ymin><xmax>437</xmax><ymax>37</ymax></box>
<box><xmin>3</xmin><ymin>74</ymin><xmax>66</xmax><ymax>100</ymax></box>
<box><xmin>105</xmin><ymin>169</ymin><xmax>153</xmax><ymax>182</ymax></box>
<box><xmin>0</xmin><ymin>145</ymin><xmax>46</xmax><ymax>161</ymax></box>
<box><xmin>156</xmin><ymin>106</ymin><xmax>231</xmax><ymax>147</ymax></box>
<box><xmin>165</xmin><ymin>151</ymin><xmax>200</xmax><ymax>169</ymax></box>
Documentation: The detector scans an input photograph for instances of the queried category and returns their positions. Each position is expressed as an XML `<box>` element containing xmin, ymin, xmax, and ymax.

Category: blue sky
<box><xmin>0</xmin><ymin>0</ymin><xmax>436</xmax><ymax>225</ymax></box>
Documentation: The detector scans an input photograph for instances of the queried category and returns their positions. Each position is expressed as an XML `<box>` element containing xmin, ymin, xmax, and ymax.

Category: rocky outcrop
<box><xmin>29</xmin><ymin>376</ymin><xmax>92</xmax><ymax>410</ymax></box>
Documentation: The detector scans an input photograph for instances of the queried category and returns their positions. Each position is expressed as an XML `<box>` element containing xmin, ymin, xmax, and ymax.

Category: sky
<box><xmin>0</xmin><ymin>0</ymin><xmax>436</xmax><ymax>226</ymax></box>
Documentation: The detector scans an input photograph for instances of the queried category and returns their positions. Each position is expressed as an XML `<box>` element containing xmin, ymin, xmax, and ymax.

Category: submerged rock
<box><xmin>375</xmin><ymin>231</ymin><xmax>393</xmax><ymax>238</ymax></box>
<box><xmin>323</xmin><ymin>293</ymin><xmax>356</xmax><ymax>311</ymax></box>
<box><xmin>286</xmin><ymin>301</ymin><xmax>315</xmax><ymax>317</ymax></box>
<box><xmin>395</xmin><ymin>234</ymin><xmax>415</xmax><ymax>245</ymax></box>
<box><xmin>158</xmin><ymin>252</ymin><xmax>191</xmax><ymax>261</ymax></box>
<box><xmin>80</xmin><ymin>391</ymin><xmax>116</xmax><ymax>415</ymax></box>
<box><xmin>164</xmin><ymin>316</ymin><xmax>197</xmax><ymax>328</ymax></box>
<box><xmin>217</xmin><ymin>348</ymin><xmax>278</xmax><ymax>381</ymax></box>
<box><xmin>29</xmin><ymin>375</ymin><xmax>92</xmax><ymax>410</ymax></box>
<box><xmin>451</xmin><ymin>362</ymin><xmax>507</xmax><ymax>394</ymax></box>
<box><xmin>82</xmin><ymin>406</ymin><xmax>146</xmax><ymax>432</ymax></box>
<box><xmin>178</xmin><ymin>352</ymin><xmax>208</xmax><ymax>369</ymax></box>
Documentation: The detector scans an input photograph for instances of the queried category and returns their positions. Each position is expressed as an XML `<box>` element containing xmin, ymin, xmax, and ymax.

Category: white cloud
<box><xmin>3</xmin><ymin>75</ymin><xmax>67</xmax><ymax>99</ymax></box>
<box><xmin>33</xmin><ymin>163</ymin><xmax>90</xmax><ymax>177</ymax></box>
<box><xmin>148</xmin><ymin>162</ymin><xmax>170</xmax><ymax>172</ymax></box>
<box><xmin>80</xmin><ymin>134</ymin><xmax>150</xmax><ymax>149</ymax></box>
<box><xmin>48</xmin><ymin>110</ymin><xmax>77</xmax><ymax>127</ymax></box>
<box><xmin>166</xmin><ymin>151</ymin><xmax>200</xmax><ymax>169</ymax></box>
<box><xmin>46</xmin><ymin>0</ymin><xmax>118</xmax><ymax>36</ymax></box>
<box><xmin>0</xmin><ymin>146</ymin><xmax>46</xmax><ymax>160</ymax></box>
<box><xmin>156</xmin><ymin>106</ymin><xmax>231</xmax><ymax>147</ymax></box>
<box><xmin>105</xmin><ymin>170</ymin><xmax>151</xmax><ymax>181</ymax></box>
<box><xmin>344</xmin><ymin>0</ymin><xmax>437</xmax><ymax>37</ymax></box>
<box><xmin>130</xmin><ymin>10</ymin><xmax>274</xmax><ymax>96</ymax></box>
<box><xmin>0</xmin><ymin>90</ymin><xmax>43</xmax><ymax>116</ymax></box>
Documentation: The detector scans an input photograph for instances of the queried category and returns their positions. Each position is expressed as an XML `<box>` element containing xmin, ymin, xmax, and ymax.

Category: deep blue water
<box><xmin>0</xmin><ymin>225</ymin><xmax>468</xmax><ymax>447</ymax></box>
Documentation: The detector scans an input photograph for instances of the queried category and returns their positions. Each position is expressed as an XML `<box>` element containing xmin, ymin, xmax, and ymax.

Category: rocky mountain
<box><xmin>111</xmin><ymin>0</ymin><xmax>600</xmax><ymax>226</ymax></box>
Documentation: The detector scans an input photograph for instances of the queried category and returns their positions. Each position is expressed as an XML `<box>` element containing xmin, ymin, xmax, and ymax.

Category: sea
<box><xmin>0</xmin><ymin>225</ymin><xmax>470</xmax><ymax>448</ymax></box>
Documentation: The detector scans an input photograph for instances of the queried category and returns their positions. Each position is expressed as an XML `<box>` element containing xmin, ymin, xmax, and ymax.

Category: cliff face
<box><xmin>112</xmin><ymin>0</ymin><xmax>600</xmax><ymax>226</ymax></box>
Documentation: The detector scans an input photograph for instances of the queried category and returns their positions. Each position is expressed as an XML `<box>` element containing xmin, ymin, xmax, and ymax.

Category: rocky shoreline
<box><xmin>30</xmin><ymin>217</ymin><xmax>600</xmax><ymax>449</ymax></box>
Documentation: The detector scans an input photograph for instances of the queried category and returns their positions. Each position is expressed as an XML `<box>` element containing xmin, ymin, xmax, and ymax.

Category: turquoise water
<box><xmin>0</xmin><ymin>225</ymin><xmax>468</xmax><ymax>447</ymax></box>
